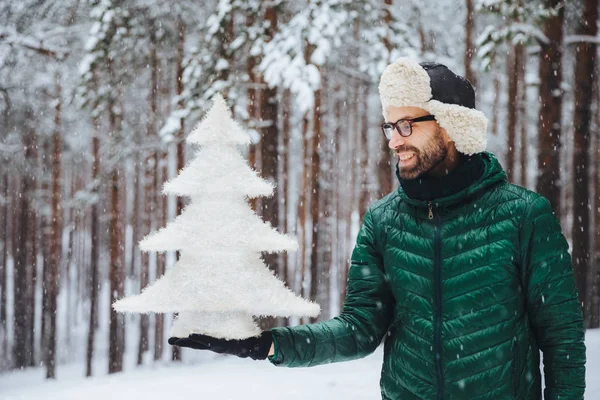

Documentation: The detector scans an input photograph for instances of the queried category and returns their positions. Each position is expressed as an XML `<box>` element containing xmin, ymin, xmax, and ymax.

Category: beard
<box><xmin>396</xmin><ymin>128</ymin><xmax>448</xmax><ymax>180</ymax></box>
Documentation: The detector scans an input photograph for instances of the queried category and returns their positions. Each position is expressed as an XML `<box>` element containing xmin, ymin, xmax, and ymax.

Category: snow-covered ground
<box><xmin>1</xmin><ymin>329</ymin><xmax>599</xmax><ymax>400</ymax></box>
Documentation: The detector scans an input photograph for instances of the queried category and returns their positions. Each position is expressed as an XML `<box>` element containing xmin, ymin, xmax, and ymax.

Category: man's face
<box><xmin>386</xmin><ymin>106</ymin><xmax>452</xmax><ymax>180</ymax></box>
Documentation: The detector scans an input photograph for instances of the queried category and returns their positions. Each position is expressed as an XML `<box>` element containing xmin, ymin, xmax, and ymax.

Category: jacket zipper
<box><xmin>430</xmin><ymin>201</ymin><xmax>444</xmax><ymax>400</ymax></box>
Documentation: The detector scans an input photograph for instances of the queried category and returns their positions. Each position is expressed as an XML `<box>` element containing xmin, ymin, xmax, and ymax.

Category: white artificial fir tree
<box><xmin>113</xmin><ymin>94</ymin><xmax>320</xmax><ymax>339</ymax></box>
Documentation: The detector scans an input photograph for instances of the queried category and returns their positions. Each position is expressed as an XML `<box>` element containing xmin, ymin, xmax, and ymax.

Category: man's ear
<box><xmin>439</xmin><ymin>127</ymin><xmax>452</xmax><ymax>143</ymax></box>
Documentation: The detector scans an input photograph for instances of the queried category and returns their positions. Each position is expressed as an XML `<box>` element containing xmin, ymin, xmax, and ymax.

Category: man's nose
<box><xmin>388</xmin><ymin>131</ymin><xmax>405</xmax><ymax>149</ymax></box>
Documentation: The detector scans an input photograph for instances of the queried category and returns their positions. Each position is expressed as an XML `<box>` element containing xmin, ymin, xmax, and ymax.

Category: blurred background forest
<box><xmin>0</xmin><ymin>0</ymin><xmax>599</xmax><ymax>380</ymax></box>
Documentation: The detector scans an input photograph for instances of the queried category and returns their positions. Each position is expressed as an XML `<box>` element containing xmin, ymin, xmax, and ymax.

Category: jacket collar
<box><xmin>395</xmin><ymin>151</ymin><xmax>507</xmax><ymax>209</ymax></box>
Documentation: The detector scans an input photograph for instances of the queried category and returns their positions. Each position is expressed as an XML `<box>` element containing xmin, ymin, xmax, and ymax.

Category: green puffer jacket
<box><xmin>269</xmin><ymin>152</ymin><xmax>586</xmax><ymax>399</ymax></box>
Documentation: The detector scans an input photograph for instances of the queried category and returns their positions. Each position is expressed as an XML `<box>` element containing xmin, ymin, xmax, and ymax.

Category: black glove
<box><xmin>168</xmin><ymin>331</ymin><xmax>273</xmax><ymax>361</ymax></box>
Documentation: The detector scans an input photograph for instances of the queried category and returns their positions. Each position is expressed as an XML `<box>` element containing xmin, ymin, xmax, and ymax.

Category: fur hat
<box><xmin>378</xmin><ymin>58</ymin><xmax>487</xmax><ymax>155</ymax></box>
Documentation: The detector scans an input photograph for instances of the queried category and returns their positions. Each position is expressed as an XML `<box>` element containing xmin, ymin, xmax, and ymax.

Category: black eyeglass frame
<box><xmin>381</xmin><ymin>115</ymin><xmax>436</xmax><ymax>139</ymax></box>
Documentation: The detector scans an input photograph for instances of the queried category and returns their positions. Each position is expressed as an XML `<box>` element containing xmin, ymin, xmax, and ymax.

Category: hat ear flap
<box><xmin>427</xmin><ymin>101</ymin><xmax>488</xmax><ymax>155</ymax></box>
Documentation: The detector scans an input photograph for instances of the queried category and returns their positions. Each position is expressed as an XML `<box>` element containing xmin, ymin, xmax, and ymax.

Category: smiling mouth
<box><xmin>398</xmin><ymin>153</ymin><xmax>415</xmax><ymax>162</ymax></box>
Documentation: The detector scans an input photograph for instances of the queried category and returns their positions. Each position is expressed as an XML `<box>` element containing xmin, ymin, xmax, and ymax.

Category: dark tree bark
<box><xmin>318</xmin><ymin>77</ymin><xmax>335</xmax><ymax>321</ymax></box>
<box><xmin>464</xmin><ymin>0</ymin><xmax>477</xmax><ymax>89</ymax></box>
<box><xmin>333</xmin><ymin>86</ymin><xmax>348</xmax><ymax>308</ymax></box>
<box><xmin>506</xmin><ymin>44</ymin><xmax>524</xmax><ymax>182</ymax></box>
<box><xmin>108</xmin><ymin>75</ymin><xmax>125</xmax><ymax>374</ymax></box>
<box><xmin>13</xmin><ymin>108</ymin><xmax>36</xmax><ymax>370</ymax></box>
<box><xmin>154</xmin><ymin>151</ymin><xmax>167</xmax><ymax>361</ymax></box>
<box><xmin>593</xmin><ymin>69</ymin><xmax>600</xmax><ymax>329</ymax></box>
<box><xmin>39</xmin><ymin>136</ymin><xmax>51</xmax><ymax>358</ymax></box>
<box><xmin>259</xmin><ymin>5</ymin><xmax>281</xmax><ymax>329</ymax></box>
<box><xmin>281</xmin><ymin>89</ymin><xmax>291</xmax><ymax>289</ymax></box>
<box><xmin>137</xmin><ymin>19</ymin><xmax>160</xmax><ymax>366</ymax></box>
<box><xmin>571</xmin><ymin>0</ymin><xmax>598</xmax><ymax>326</ymax></box>
<box><xmin>86</xmin><ymin>130</ymin><xmax>100</xmax><ymax>377</ymax></box>
<box><xmin>44</xmin><ymin>76</ymin><xmax>62</xmax><ymax>378</ymax></box>
<box><xmin>359</xmin><ymin>83</ymin><xmax>371</xmax><ymax>221</ymax></box>
<box><xmin>519</xmin><ymin>49</ymin><xmax>528</xmax><ymax>188</ymax></box>
<box><xmin>309</xmin><ymin>84</ymin><xmax>322</xmax><ymax>322</ymax></box>
<box><xmin>378</xmin><ymin>0</ymin><xmax>394</xmax><ymax>198</ymax></box>
<box><xmin>27</xmin><ymin>131</ymin><xmax>39</xmax><ymax>368</ymax></box>
<box><xmin>246</xmin><ymin>12</ymin><xmax>259</xmax><ymax>212</ymax></box>
<box><xmin>108</xmin><ymin>165</ymin><xmax>125</xmax><ymax>374</ymax></box>
<box><xmin>491</xmin><ymin>75</ymin><xmax>501</xmax><ymax>137</ymax></box>
<box><xmin>172</xmin><ymin>16</ymin><xmax>186</xmax><ymax>363</ymax></box>
<box><xmin>536</xmin><ymin>0</ymin><xmax>565</xmax><ymax>217</ymax></box>
<box><xmin>0</xmin><ymin>174</ymin><xmax>8</xmax><ymax>363</ymax></box>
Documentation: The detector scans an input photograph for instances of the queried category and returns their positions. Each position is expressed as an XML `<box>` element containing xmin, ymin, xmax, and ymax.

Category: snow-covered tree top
<box><xmin>186</xmin><ymin>94</ymin><xmax>250</xmax><ymax>146</ymax></box>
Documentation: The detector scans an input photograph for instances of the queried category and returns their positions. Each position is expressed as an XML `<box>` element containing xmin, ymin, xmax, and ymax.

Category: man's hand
<box><xmin>168</xmin><ymin>331</ymin><xmax>273</xmax><ymax>361</ymax></box>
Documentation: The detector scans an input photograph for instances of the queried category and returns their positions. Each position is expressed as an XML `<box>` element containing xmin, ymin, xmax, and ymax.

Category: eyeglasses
<box><xmin>381</xmin><ymin>115</ymin><xmax>436</xmax><ymax>139</ymax></box>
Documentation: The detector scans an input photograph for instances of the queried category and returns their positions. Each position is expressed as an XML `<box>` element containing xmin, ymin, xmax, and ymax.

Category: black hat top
<box><xmin>419</xmin><ymin>62</ymin><xmax>476</xmax><ymax>109</ymax></box>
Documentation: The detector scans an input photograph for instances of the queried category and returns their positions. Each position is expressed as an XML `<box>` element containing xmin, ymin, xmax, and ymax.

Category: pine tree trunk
<box><xmin>0</xmin><ymin>174</ymin><xmax>7</xmax><ymax>363</ymax></box>
<box><xmin>536</xmin><ymin>0</ymin><xmax>565</xmax><ymax>217</ymax></box>
<box><xmin>257</xmin><ymin>6</ymin><xmax>281</xmax><ymax>330</ymax></box>
<box><xmin>137</xmin><ymin>156</ymin><xmax>150</xmax><ymax>365</ymax></box>
<box><xmin>171</xmin><ymin>16</ymin><xmax>186</xmax><ymax>363</ymax></box>
<box><xmin>281</xmin><ymin>89</ymin><xmax>291</xmax><ymax>290</ymax></box>
<box><xmin>359</xmin><ymin>83</ymin><xmax>371</xmax><ymax>220</ymax></box>
<box><xmin>63</xmin><ymin>209</ymin><xmax>74</xmax><ymax>353</ymax></box>
<box><xmin>491</xmin><ymin>74</ymin><xmax>501</xmax><ymax>137</ymax></box>
<box><xmin>0</xmin><ymin>90</ymin><xmax>8</xmax><ymax>365</ymax></box>
<box><xmin>40</xmin><ymin>137</ymin><xmax>51</xmax><ymax>356</ymax></box>
<box><xmin>309</xmin><ymin>85</ymin><xmax>322</xmax><ymax>322</ymax></box>
<box><xmin>298</xmin><ymin>40</ymin><xmax>316</xmax><ymax>322</ymax></box>
<box><xmin>319</xmin><ymin>79</ymin><xmax>335</xmax><ymax>321</ymax></box>
<box><xmin>28</xmin><ymin>130</ymin><xmax>39</xmax><ymax>367</ymax></box>
<box><xmin>13</xmin><ymin>111</ymin><xmax>36</xmax><ymax>370</ymax></box>
<box><xmin>154</xmin><ymin>151</ymin><xmax>167</xmax><ymax>361</ymax></box>
<box><xmin>572</xmin><ymin>0</ymin><xmax>598</xmax><ymax>326</ymax></box>
<box><xmin>298</xmin><ymin>113</ymin><xmax>310</xmax><ymax>320</ymax></box>
<box><xmin>378</xmin><ymin>0</ymin><xmax>394</xmax><ymax>198</ymax></box>
<box><xmin>130</xmin><ymin>153</ymin><xmax>140</xmax><ymax>280</ymax></box>
<box><xmin>138</xmin><ymin>21</ymin><xmax>159</xmax><ymax>365</ymax></box>
<box><xmin>333</xmin><ymin>88</ymin><xmax>347</xmax><ymax>308</ymax></box>
<box><xmin>593</xmin><ymin>68</ymin><xmax>600</xmax><ymax>329</ymax></box>
<box><xmin>246</xmin><ymin>13</ymin><xmax>259</xmax><ymax>213</ymax></box>
<box><xmin>260</xmin><ymin>6</ymin><xmax>279</xmax><ymax>238</ymax></box>
<box><xmin>464</xmin><ymin>0</ymin><xmax>477</xmax><ymax>88</ymax></box>
<box><xmin>86</xmin><ymin>131</ymin><xmax>100</xmax><ymax>377</ymax></box>
<box><xmin>45</xmin><ymin>83</ymin><xmax>62</xmax><ymax>378</ymax></box>
<box><xmin>506</xmin><ymin>46</ymin><xmax>520</xmax><ymax>182</ymax></box>
<box><xmin>108</xmin><ymin>85</ymin><xmax>125</xmax><ymax>373</ymax></box>
<box><xmin>519</xmin><ymin>49</ymin><xmax>528</xmax><ymax>188</ymax></box>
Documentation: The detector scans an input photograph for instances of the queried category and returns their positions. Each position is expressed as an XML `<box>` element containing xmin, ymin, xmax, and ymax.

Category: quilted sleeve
<box><xmin>520</xmin><ymin>196</ymin><xmax>586</xmax><ymax>399</ymax></box>
<box><xmin>268</xmin><ymin>208</ymin><xmax>394</xmax><ymax>367</ymax></box>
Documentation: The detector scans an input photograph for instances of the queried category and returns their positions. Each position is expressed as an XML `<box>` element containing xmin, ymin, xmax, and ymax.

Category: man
<box><xmin>169</xmin><ymin>58</ymin><xmax>586</xmax><ymax>399</ymax></box>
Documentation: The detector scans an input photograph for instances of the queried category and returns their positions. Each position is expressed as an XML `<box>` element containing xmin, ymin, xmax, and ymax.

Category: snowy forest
<box><xmin>1</xmin><ymin>0</ymin><xmax>600</xmax><ymax>397</ymax></box>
